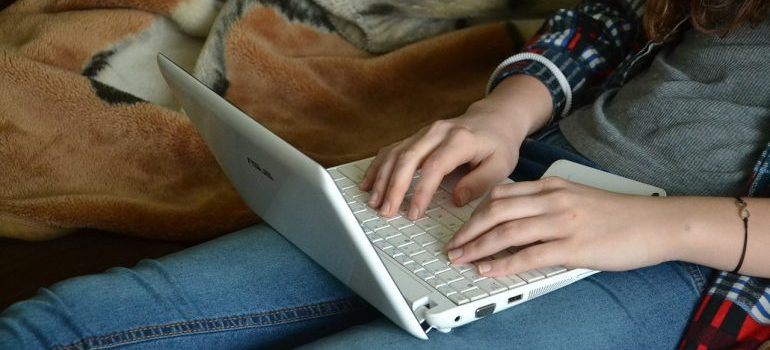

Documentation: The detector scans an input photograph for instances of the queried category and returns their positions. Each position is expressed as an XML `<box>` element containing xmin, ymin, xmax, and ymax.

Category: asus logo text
<box><xmin>247</xmin><ymin>157</ymin><xmax>274</xmax><ymax>181</ymax></box>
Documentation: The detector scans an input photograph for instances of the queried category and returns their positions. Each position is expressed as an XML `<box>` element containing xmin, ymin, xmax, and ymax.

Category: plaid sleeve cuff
<box><xmin>487</xmin><ymin>47</ymin><xmax>587</xmax><ymax>123</ymax></box>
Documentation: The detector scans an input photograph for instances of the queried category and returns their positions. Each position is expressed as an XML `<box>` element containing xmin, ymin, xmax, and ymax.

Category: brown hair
<box><xmin>644</xmin><ymin>0</ymin><xmax>770</xmax><ymax>42</ymax></box>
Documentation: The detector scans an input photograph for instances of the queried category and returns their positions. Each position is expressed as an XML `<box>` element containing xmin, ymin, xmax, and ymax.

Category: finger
<box><xmin>446</xmin><ymin>194</ymin><xmax>547</xmax><ymax>250</ymax></box>
<box><xmin>487</xmin><ymin>176</ymin><xmax>568</xmax><ymax>201</ymax></box>
<box><xmin>367</xmin><ymin>150</ymin><xmax>399</xmax><ymax>209</ymax></box>
<box><xmin>369</xmin><ymin>144</ymin><xmax>414</xmax><ymax>209</ymax></box>
<box><xmin>477</xmin><ymin>240</ymin><xmax>569</xmax><ymax>277</ymax></box>
<box><xmin>404</xmin><ymin>128</ymin><xmax>477</xmax><ymax>220</ymax></box>
<box><xmin>449</xmin><ymin>216</ymin><xmax>555</xmax><ymax>265</ymax></box>
<box><xmin>360</xmin><ymin>146</ymin><xmax>394</xmax><ymax>191</ymax></box>
<box><xmin>377</xmin><ymin>123</ymin><xmax>454</xmax><ymax>217</ymax></box>
<box><xmin>452</xmin><ymin>155</ymin><xmax>512</xmax><ymax>207</ymax></box>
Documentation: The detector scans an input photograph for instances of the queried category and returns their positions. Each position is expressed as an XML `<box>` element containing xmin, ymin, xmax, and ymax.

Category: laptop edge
<box><xmin>157</xmin><ymin>54</ymin><xmax>428</xmax><ymax>339</ymax></box>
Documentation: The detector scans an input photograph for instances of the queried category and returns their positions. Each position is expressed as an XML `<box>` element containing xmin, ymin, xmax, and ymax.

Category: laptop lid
<box><xmin>157</xmin><ymin>54</ymin><xmax>427</xmax><ymax>339</ymax></box>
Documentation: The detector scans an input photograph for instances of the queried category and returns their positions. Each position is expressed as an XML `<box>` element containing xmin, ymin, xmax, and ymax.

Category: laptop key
<box><xmin>363</xmin><ymin>218</ymin><xmax>389</xmax><ymax>232</ymax></box>
<box><xmin>475</xmin><ymin>278</ymin><xmax>507</xmax><ymax>295</ymax></box>
<box><xmin>449</xmin><ymin>279</ymin><xmax>477</xmax><ymax>293</ymax></box>
<box><xmin>373</xmin><ymin>240</ymin><xmax>393</xmax><ymax>252</ymax></box>
<box><xmin>461</xmin><ymin>287</ymin><xmax>489</xmax><ymax>301</ymax></box>
<box><xmin>411</xmin><ymin>233</ymin><xmax>438</xmax><ymax>247</ymax></box>
<box><xmin>391</xmin><ymin>253</ymin><xmax>415</xmax><ymax>266</ymax></box>
<box><xmin>415</xmin><ymin>217</ymin><xmax>440</xmax><ymax>231</ymax></box>
<box><xmin>376</xmin><ymin>226</ymin><xmax>400</xmax><ymax>240</ymax></box>
<box><xmin>427</xmin><ymin>226</ymin><xmax>454</xmax><ymax>243</ymax></box>
<box><xmin>327</xmin><ymin>168</ymin><xmax>345</xmax><ymax>180</ymax></box>
<box><xmin>432</xmin><ymin>190</ymin><xmax>453</xmax><ymax>205</ymax></box>
<box><xmin>353</xmin><ymin>192</ymin><xmax>371</xmax><ymax>203</ymax></box>
<box><xmin>518</xmin><ymin>269</ymin><xmax>546</xmax><ymax>283</ymax></box>
<box><xmin>426</xmin><ymin>208</ymin><xmax>464</xmax><ymax>232</ymax></box>
<box><xmin>354</xmin><ymin>210</ymin><xmax>378</xmax><ymax>223</ymax></box>
<box><xmin>348</xmin><ymin>201</ymin><xmax>367</xmax><ymax>213</ymax></box>
<box><xmin>389</xmin><ymin>217</ymin><xmax>414</xmax><ymax>230</ymax></box>
<box><xmin>538</xmin><ymin>266</ymin><xmax>568</xmax><ymax>277</ymax></box>
<box><xmin>497</xmin><ymin>275</ymin><xmax>526</xmax><ymax>288</ymax></box>
<box><xmin>452</xmin><ymin>264</ymin><xmax>474</xmax><ymax>274</ymax></box>
<box><xmin>425</xmin><ymin>207</ymin><xmax>450</xmax><ymax>221</ymax></box>
<box><xmin>434</xmin><ymin>254</ymin><xmax>451</xmax><ymax>265</ymax></box>
<box><xmin>413</xmin><ymin>268</ymin><xmax>434</xmax><ymax>280</ymax></box>
<box><xmin>386</xmin><ymin>233</ymin><xmax>413</xmax><ymax>248</ymax></box>
<box><xmin>411</xmin><ymin>252</ymin><xmax>438</xmax><ymax>266</ymax></box>
<box><xmin>441</xmin><ymin>202</ymin><xmax>474</xmax><ymax>222</ymax></box>
<box><xmin>352</xmin><ymin>158</ymin><xmax>373</xmax><ymax>172</ymax></box>
<box><xmin>335</xmin><ymin>177</ymin><xmax>356</xmax><ymax>189</ymax></box>
<box><xmin>447</xmin><ymin>292</ymin><xmax>470</xmax><ymax>305</ymax></box>
<box><xmin>424</xmin><ymin>276</ymin><xmax>446</xmax><ymax>288</ymax></box>
<box><xmin>338</xmin><ymin>164</ymin><xmax>366</xmax><ymax>184</ymax></box>
<box><xmin>344</xmin><ymin>186</ymin><xmax>366</xmax><ymax>198</ymax></box>
<box><xmin>399</xmin><ymin>224</ymin><xmax>424</xmax><ymax>238</ymax></box>
<box><xmin>422</xmin><ymin>242</ymin><xmax>444</xmax><ymax>256</ymax></box>
<box><xmin>398</xmin><ymin>242</ymin><xmax>426</xmax><ymax>257</ymax></box>
<box><xmin>423</xmin><ymin>260</ymin><xmax>451</xmax><ymax>275</ymax></box>
<box><xmin>436</xmin><ymin>270</ymin><xmax>464</xmax><ymax>284</ymax></box>
<box><xmin>462</xmin><ymin>270</ymin><xmax>486</xmax><ymax>283</ymax></box>
<box><xmin>436</xmin><ymin>285</ymin><xmax>458</xmax><ymax>297</ymax></box>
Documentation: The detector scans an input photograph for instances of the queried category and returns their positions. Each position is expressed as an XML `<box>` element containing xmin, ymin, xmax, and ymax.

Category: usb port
<box><xmin>508</xmin><ymin>295</ymin><xmax>523</xmax><ymax>304</ymax></box>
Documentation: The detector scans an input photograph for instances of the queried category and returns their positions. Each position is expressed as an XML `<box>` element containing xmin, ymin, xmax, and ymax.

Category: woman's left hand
<box><xmin>445</xmin><ymin>177</ymin><xmax>678</xmax><ymax>277</ymax></box>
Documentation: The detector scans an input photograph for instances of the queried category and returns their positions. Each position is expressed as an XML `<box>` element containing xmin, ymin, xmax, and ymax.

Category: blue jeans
<box><xmin>0</xmin><ymin>129</ymin><xmax>711</xmax><ymax>349</ymax></box>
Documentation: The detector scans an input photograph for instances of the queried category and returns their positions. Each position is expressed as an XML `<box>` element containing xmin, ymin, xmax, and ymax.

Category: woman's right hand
<box><xmin>360</xmin><ymin>75</ymin><xmax>554</xmax><ymax>220</ymax></box>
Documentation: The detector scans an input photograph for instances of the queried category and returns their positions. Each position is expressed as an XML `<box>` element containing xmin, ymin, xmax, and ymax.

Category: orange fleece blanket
<box><xmin>0</xmin><ymin>0</ymin><xmax>537</xmax><ymax>241</ymax></box>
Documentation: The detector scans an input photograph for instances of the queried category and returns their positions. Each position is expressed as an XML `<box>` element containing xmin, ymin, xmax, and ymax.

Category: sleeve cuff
<box><xmin>487</xmin><ymin>48</ymin><xmax>588</xmax><ymax>122</ymax></box>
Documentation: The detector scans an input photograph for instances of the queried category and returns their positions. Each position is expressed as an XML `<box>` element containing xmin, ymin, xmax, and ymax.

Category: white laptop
<box><xmin>157</xmin><ymin>54</ymin><xmax>666</xmax><ymax>339</ymax></box>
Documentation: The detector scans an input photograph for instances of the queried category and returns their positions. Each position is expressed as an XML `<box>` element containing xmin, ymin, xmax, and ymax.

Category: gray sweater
<box><xmin>560</xmin><ymin>20</ymin><xmax>770</xmax><ymax>196</ymax></box>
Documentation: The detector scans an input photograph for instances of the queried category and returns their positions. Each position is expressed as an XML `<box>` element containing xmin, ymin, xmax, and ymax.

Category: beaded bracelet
<box><xmin>733</xmin><ymin>197</ymin><xmax>750</xmax><ymax>274</ymax></box>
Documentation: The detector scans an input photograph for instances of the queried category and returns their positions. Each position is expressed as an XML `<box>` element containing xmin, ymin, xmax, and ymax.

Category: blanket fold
<box><xmin>0</xmin><ymin>0</ymin><xmax>556</xmax><ymax>240</ymax></box>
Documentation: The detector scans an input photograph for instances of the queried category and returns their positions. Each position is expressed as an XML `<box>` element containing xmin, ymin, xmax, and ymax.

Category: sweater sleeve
<box><xmin>488</xmin><ymin>0</ymin><xmax>647</xmax><ymax>121</ymax></box>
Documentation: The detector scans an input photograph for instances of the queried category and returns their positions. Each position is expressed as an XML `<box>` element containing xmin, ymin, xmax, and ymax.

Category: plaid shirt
<box><xmin>489</xmin><ymin>1</ymin><xmax>770</xmax><ymax>348</ymax></box>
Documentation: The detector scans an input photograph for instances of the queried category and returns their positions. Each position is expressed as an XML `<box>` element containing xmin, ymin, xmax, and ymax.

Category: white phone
<box><xmin>542</xmin><ymin>159</ymin><xmax>667</xmax><ymax>197</ymax></box>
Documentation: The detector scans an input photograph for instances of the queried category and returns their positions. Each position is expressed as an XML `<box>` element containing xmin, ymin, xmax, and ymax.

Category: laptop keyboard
<box><xmin>328</xmin><ymin>160</ymin><xmax>568</xmax><ymax>305</ymax></box>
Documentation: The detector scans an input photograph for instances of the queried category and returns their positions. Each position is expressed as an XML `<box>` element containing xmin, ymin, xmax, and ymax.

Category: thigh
<box><xmin>301</xmin><ymin>262</ymin><xmax>711</xmax><ymax>349</ymax></box>
<box><xmin>0</xmin><ymin>224</ymin><xmax>378</xmax><ymax>349</ymax></box>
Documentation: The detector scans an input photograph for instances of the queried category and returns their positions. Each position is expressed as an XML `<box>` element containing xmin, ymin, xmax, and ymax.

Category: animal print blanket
<box><xmin>0</xmin><ymin>0</ymin><xmax>564</xmax><ymax>241</ymax></box>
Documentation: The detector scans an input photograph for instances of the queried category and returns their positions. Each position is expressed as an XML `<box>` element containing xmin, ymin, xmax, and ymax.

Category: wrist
<box><xmin>658</xmin><ymin>197</ymin><xmax>744</xmax><ymax>271</ymax></box>
<box><xmin>479</xmin><ymin>74</ymin><xmax>553</xmax><ymax>138</ymax></box>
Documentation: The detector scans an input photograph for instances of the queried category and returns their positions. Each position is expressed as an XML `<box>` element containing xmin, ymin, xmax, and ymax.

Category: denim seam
<box><xmin>682</xmin><ymin>262</ymin><xmax>707</xmax><ymax>294</ymax></box>
<box><xmin>51</xmin><ymin>298</ymin><xmax>365</xmax><ymax>350</ymax></box>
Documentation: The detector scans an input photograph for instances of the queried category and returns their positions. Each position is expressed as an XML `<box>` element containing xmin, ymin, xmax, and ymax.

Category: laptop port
<box><xmin>508</xmin><ymin>294</ymin><xmax>523</xmax><ymax>304</ymax></box>
<box><xmin>475</xmin><ymin>304</ymin><xmax>496</xmax><ymax>318</ymax></box>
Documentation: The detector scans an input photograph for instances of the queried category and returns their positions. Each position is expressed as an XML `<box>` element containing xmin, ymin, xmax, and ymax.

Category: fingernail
<box><xmin>380</xmin><ymin>201</ymin><xmax>390</xmax><ymax>215</ymax></box>
<box><xmin>368</xmin><ymin>191</ymin><xmax>379</xmax><ymax>207</ymax></box>
<box><xmin>447</xmin><ymin>248</ymin><xmax>463</xmax><ymax>261</ymax></box>
<box><xmin>477</xmin><ymin>262</ymin><xmax>491</xmax><ymax>275</ymax></box>
<box><xmin>408</xmin><ymin>206</ymin><xmax>419</xmax><ymax>220</ymax></box>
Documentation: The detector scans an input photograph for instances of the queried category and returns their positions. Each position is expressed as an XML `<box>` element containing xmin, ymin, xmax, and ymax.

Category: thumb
<box><xmin>453</xmin><ymin>155</ymin><xmax>513</xmax><ymax>206</ymax></box>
